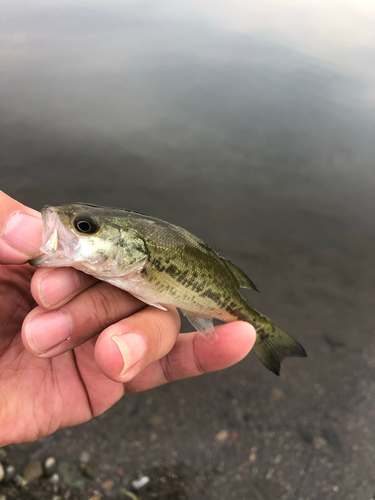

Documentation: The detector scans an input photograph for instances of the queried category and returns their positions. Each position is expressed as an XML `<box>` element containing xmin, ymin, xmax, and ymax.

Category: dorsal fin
<box><xmin>221</xmin><ymin>257</ymin><xmax>260</xmax><ymax>293</ymax></box>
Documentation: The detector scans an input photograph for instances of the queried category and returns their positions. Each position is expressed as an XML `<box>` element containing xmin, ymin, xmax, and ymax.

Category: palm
<box><xmin>0</xmin><ymin>193</ymin><xmax>255</xmax><ymax>448</ymax></box>
<box><xmin>0</xmin><ymin>264</ymin><xmax>120</xmax><ymax>445</ymax></box>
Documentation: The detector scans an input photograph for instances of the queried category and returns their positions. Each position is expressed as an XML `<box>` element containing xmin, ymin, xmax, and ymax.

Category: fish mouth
<box><xmin>29</xmin><ymin>206</ymin><xmax>79</xmax><ymax>267</ymax></box>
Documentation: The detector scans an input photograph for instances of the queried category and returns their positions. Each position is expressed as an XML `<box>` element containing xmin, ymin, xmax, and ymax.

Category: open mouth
<box><xmin>29</xmin><ymin>206</ymin><xmax>79</xmax><ymax>267</ymax></box>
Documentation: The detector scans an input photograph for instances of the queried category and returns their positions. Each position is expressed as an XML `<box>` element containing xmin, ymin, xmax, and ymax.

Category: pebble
<box><xmin>43</xmin><ymin>455</ymin><xmax>58</xmax><ymax>477</ymax></box>
<box><xmin>22</xmin><ymin>460</ymin><xmax>43</xmax><ymax>482</ymax></box>
<box><xmin>0</xmin><ymin>495</ymin><xmax>6</xmax><ymax>500</ymax></box>
<box><xmin>150</xmin><ymin>432</ymin><xmax>158</xmax><ymax>442</ymax></box>
<box><xmin>4</xmin><ymin>465</ymin><xmax>16</xmax><ymax>483</ymax></box>
<box><xmin>79</xmin><ymin>450</ymin><xmax>90</xmax><ymax>463</ymax></box>
<box><xmin>215</xmin><ymin>429</ymin><xmax>229</xmax><ymax>442</ymax></box>
<box><xmin>89</xmin><ymin>491</ymin><xmax>103</xmax><ymax>500</ymax></box>
<box><xmin>249</xmin><ymin>447</ymin><xmax>257</xmax><ymax>463</ymax></box>
<box><xmin>102</xmin><ymin>480</ymin><xmax>114</xmax><ymax>490</ymax></box>
<box><xmin>313</xmin><ymin>436</ymin><xmax>328</xmax><ymax>450</ymax></box>
<box><xmin>13</xmin><ymin>474</ymin><xmax>27</xmax><ymax>488</ymax></box>
<box><xmin>0</xmin><ymin>463</ymin><xmax>4</xmax><ymax>483</ymax></box>
<box><xmin>50</xmin><ymin>472</ymin><xmax>60</xmax><ymax>485</ymax></box>
<box><xmin>50</xmin><ymin>473</ymin><xmax>60</xmax><ymax>494</ymax></box>
<box><xmin>80</xmin><ymin>462</ymin><xmax>96</xmax><ymax>480</ymax></box>
<box><xmin>149</xmin><ymin>416</ymin><xmax>164</xmax><ymax>426</ymax></box>
<box><xmin>271</xmin><ymin>387</ymin><xmax>285</xmax><ymax>401</ymax></box>
<box><xmin>131</xmin><ymin>475</ymin><xmax>150</xmax><ymax>491</ymax></box>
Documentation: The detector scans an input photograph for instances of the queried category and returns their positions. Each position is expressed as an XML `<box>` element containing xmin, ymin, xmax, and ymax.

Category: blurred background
<box><xmin>1</xmin><ymin>0</ymin><xmax>375</xmax><ymax>499</ymax></box>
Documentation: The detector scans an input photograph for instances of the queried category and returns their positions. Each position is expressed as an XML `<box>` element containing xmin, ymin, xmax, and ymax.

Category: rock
<box><xmin>0</xmin><ymin>463</ymin><xmax>4</xmax><ymax>483</ymax></box>
<box><xmin>149</xmin><ymin>416</ymin><xmax>164</xmax><ymax>426</ymax></box>
<box><xmin>0</xmin><ymin>494</ymin><xmax>6</xmax><ymax>500</ymax></box>
<box><xmin>80</xmin><ymin>462</ymin><xmax>96</xmax><ymax>480</ymax></box>
<box><xmin>22</xmin><ymin>460</ymin><xmax>43</xmax><ymax>482</ymax></box>
<box><xmin>89</xmin><ymin>491</ymin><xmax>103</xmax><ymax>500</ymax></box>
<box><xmin>102</xmin><ymin>479</ymin><xmax>114</xmax><ymax>490</ymax></box>
<box><xmin>4</xmin><ymin>465</ymin><xmax>16</xmax><ymax>483</ymax></box>
<box><xmin>50</xmin><ymin>473</ymin><xmax>60</xmax><ymax>493</ymax></box>
<box><xmin>313</xmin><ymin>436</ymin><xmax>328</xmax><ymax>450</ymax></box>
<box><xmin>79</xmin><ymin>451</ymin><xmax>90</xmax><ymax>463</ymax></box>
<box><xmin>249</xmin><ymin>446</ymin><xmax>257</xmax><ymax>463</ymax></box>
<box><xmin>12</xmin><ymin>474</ymin><xmax>27</xmax><ymax>488</ymax></box>
<box><xmin>43</xmin><ymin>455</ymin><xmax>58</xmax><ymax>477</ymax></box>
<box><xmin>131</xmin><ymin>475</ymin><xmax>150</xmax><ymax>491</ymax></box>
<box><xmin>50</xmin><ymin>472</ymin><xmax>60</xmax><ymax>485</ymax></box>
<box><xmin>150</xmin><ymin>432</ymin><xmax>158</xmax><ymax>442</ymax></box>
<box><xmin>0</xmin><ymin>449</ymin><xmax>6</xmax><ymax>461</ymax></box>
<box><xmin>215</xmin><ymin>429</ymin><xmax>229</xmax><ymax>442</ymax></box>
<box><xmin>271</xmin><ymin>387</ymin><xmax>285</xmax><ymax>401</ymax></box>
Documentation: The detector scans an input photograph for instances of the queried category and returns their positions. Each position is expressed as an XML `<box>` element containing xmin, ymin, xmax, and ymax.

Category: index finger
<box><xmin>0</xmin><ymin>191</ymin><xmax>42</xmax><ymax>264</ymax></box>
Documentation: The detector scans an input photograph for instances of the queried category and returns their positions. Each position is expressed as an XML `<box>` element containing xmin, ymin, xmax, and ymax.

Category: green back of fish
<box><xmin>119</xmin><ymin>211</ymin><xmax>306</xmax><ymax>375</ymax></box>
<box><xmin>68</xmin><ymin>205</ymin><xmax>306</xmax><ymax>375</ymax></box>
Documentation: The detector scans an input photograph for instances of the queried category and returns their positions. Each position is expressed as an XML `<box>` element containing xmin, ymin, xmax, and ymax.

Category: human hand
<box><xmin>0</xmin><ymin>191</ymin><xmax>256</xmax><ymax>447</ymax></box>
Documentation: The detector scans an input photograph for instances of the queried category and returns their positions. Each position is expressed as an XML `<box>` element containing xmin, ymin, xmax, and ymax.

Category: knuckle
<box><xmin>87</xmin><ymin>284</ymin><xmax>120</xmax><ymax>331</ymax></box>
<box><xmin>159</xmin><ymin>353</ymin><xmax>174</xmax><ymax>383</ymax></box>
<box><xmin>192</xmin><ymin>335</ymin><xmax>206</xmax><ymax>375</ymax></box>
<box><xmin>150</xmin><ymin>308</ymin><xmax>180</xmax><ymax>351</ymax></box>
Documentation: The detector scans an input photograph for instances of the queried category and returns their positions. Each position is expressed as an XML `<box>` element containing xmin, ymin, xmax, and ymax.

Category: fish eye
<box><xmin>73</xmin><ymin>216</ymin><xmax>99</xmax><ymax>234</ymax></box>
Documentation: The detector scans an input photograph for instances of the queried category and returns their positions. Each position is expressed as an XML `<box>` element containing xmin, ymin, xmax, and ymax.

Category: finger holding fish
<box><xmin>95</xmin><ymin>305</ymin><xmax>181</xmax><ymax>383</ymax></box>
<box><xmin>123</xmin><ymin>321</ymin><xmax>256</xmax><ymax>393</ymax></box>
<box><xmin>30</xmin><ymin>266</ymin><xmax>98</xmax><ymax>309</ymax></box>
<box><xmin>22</xmin><ymin>280</ymin><xmax>147</xmax><ymax>356</ymax></box>
<box><xmin>0</xmin><ymin>190</ymin><xmax>42</xmax><ymax>264</ymax></box>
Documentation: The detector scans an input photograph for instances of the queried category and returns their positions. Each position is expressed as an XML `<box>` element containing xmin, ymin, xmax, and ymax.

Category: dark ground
<box><xmin>1</xmin><ymin>1</ymin><xmax>375</xmax><ymax>499</ymax></box>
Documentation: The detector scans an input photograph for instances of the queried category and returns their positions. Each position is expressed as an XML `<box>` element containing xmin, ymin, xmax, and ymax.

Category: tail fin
<box><xmin>252</xmin><ymin>319</ymin><xmax>306</xmax><ymax>376</ymax></box>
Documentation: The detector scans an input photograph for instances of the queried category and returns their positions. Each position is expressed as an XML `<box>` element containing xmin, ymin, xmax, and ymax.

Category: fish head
<box><xmin>30</xmin><ymin>203</ymin><xmax>148</xmax><ymax>277</ymax></box>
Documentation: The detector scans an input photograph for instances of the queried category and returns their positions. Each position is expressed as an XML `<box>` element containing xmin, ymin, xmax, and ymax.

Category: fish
<box><xmin>30</xmin><ymin>203</ymin><xmax>307</xmax><ymax>375</ymax></box>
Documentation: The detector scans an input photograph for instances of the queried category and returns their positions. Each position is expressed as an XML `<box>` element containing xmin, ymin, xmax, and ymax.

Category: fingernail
<box><xmin>4</xmin><ymin>212</ymin><xmax>42</xmax><ymax>256</ymax></box>
<box><xmin>26</xmin><ymin>311</ymin><xmax>72</xmax><ymax>354</ymax></box>
<box><xmin>39</xmin><ymin>268</ymin><xmax>80</xmax><ymax>307</ymax></box>
<box><xmin>112</xmin><ymin>333</ymin><xmax>146</xmax><ymax>375</ymax></box>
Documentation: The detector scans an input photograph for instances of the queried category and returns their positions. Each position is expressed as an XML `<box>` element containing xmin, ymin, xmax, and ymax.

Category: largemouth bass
<box><xmin>30</xmin><ymin>203</ymin><xmax>306</xmax><ymax>375</ymax></box>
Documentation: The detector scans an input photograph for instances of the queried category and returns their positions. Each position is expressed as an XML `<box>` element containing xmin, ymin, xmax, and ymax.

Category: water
<box><xmin>1</xmin><ymin>1</ymin><xmax>375</xmax><ymax>499</ymax></box>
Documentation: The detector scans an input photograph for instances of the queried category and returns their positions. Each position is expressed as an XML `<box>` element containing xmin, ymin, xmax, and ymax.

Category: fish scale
<box><xmin>30</xmin><ymin>202</ymin><xmax>307</xmax><ymax>375</ymax></box>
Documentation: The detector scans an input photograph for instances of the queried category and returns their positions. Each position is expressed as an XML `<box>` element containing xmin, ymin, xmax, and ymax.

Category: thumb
<box><xmin>0</xmin><ymin>191</ymin><xmax>42</xmax><ymax>264</ymax></box>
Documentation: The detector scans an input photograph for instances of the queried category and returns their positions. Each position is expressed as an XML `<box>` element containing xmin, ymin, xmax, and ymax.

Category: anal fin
<box><xmin>181</xmin><ymin>310</ymin><xmax>218</xmax><ymax>342</ymax></box>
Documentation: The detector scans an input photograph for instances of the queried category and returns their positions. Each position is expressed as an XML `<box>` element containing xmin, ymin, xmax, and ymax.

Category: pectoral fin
<box><xmin>181</xmin><ymin>310</ymin><xmax>217</xmax><ymax>342</ymax></box>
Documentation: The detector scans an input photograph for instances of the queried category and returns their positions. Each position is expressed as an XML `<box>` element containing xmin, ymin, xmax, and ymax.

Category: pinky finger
<box><xmin>124</xmin><ymin>322</ymin><xmax>256</xmax><ymax>393</ymax></box>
